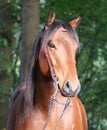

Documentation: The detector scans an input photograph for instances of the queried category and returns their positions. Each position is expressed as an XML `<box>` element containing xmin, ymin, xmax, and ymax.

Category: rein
<box><xmin>42</xmin><ymin>53</ymin><xmax>71</xmax><ymax>130</ymax></box>
<box><xmin>54</xmin><ymin>98</ymin><xmax>71</xmax><ymax>130</ymax></box>
<box><xmin>42</xmin><ymin>93</ymin><xmax>71</xmax><ymax>130</ymax></box>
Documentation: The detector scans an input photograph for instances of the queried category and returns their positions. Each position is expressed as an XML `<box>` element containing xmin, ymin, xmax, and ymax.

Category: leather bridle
<box><xmin>42</xmin><ymin>51</ymin><xmax>71</xmax><ymax>130</ymax></box>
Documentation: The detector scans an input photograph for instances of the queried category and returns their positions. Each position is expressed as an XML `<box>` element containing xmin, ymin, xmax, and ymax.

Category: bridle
<box><xmin>42</xmin><ymin>51</ymin><xmax>71</xmax><ymax>130</ymax></box>
<box><xmin>42</xmin><ymin>96</ymin><xmax>71</xmax><ymax>130</ymax></box>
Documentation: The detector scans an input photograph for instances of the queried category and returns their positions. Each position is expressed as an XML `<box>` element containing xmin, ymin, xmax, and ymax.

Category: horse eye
<box><xmin>48</xmin><ymin>43</ymin><xmax>56</xmax><ymax>48</ymax></box>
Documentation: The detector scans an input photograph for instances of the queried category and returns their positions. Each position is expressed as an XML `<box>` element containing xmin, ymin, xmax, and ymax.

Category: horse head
<box><xmin>39</xmin><ymin>10</ymin><xmax>82</xmax><ymax>97</ymax></box>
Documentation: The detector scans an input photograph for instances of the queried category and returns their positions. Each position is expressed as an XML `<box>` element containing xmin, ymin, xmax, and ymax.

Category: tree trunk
<box><xmin>20</xmin><ymin>0</ymin><xmax>39</xmax><ymax>83</ymax></box>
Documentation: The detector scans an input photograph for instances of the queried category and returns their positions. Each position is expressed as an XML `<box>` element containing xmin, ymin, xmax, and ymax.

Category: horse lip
<box><xmin>61</xmin><ymin>88</ymin><xmax>75</xmax><ymax>97</ymax></box>
<box><xmin>61</xmin><ymin>89</ymin><xmax>74</xmax><ymax>97</ymax></box>
<box><xmin>59</xmin><ymin>84</ymin><xmax>81</xmax><ymax>97</ymax></box>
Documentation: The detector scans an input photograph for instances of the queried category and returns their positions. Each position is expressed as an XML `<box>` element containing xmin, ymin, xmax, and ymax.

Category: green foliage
<box><xmin>0</xmin><ymin>0</ymin><xmax>21</xmax><ymax>99</ymax></box>
<box><xmin>0</xmin><ymin>1</ymin><xmax>21</xmax><ymax>128</ymax></box>
<box><xmin>0</xmin><ymin>38</ymin><xmax>8</xmax><ymax>47</ymax></box>
<box><xmin>0</xmin><ymin>0</ymin><xmax>107</xmax><ymax>129</ymax></box>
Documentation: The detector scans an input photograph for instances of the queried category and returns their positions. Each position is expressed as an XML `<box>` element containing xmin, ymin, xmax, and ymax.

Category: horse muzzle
<box><xmin>61</xmin><ymin>80</ymin><xmax>81</xmax><ymax>97</ymax></box>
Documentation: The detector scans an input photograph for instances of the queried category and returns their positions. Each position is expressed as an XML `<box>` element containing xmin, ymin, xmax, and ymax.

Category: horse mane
<box><xmin>23</xmin><ymin>19</ymin><xmax>79</xmax><ymax>113</ymax></box>
<box><xmin>23</xmin><ymin>29</ymin><xmax>44</xmax><ymax>111</ymax></box>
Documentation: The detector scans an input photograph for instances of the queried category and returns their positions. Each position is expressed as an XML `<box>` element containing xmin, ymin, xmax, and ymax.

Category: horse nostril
<box><xmin>63</xmin><ymin>81</ymin><xmax>71</xmax><ymax>93</ymax></box>
<box><xmin>66</xmin><ymin>81</ymin><xmax>70</xmax><ymax>89</ymax></box>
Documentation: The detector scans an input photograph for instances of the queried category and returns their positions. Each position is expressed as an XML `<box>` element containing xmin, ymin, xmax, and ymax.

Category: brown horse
<box><xmin>7</xmin><ymin>10</ymin><xmax>88</xmax><ymax>130</ymax></box>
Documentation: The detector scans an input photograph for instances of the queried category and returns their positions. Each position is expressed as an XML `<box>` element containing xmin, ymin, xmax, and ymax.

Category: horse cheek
<box><xmin>39</xmin><ymin>55</ymin><xmax>50</xmax><ymax>76</ymax></box>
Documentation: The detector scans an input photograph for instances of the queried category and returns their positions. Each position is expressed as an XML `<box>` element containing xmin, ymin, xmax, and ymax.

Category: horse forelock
<box><xmin>41</xmin><ymin>20</ymin><xmax>79</xmax><ymax>52</ymax></box>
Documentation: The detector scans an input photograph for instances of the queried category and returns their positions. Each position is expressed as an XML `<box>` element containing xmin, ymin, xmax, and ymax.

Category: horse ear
<box><xmin>45</xmin><ymin>9</ymin><xmax>55</xmax><ymax>30</ymax></box>
<box><xmin>69</xmin><ymin>16</ymin><xmax>82</xmax><ymax>30</ymax></box>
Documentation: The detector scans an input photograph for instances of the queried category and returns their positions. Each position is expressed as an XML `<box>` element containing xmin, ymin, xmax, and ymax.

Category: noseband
<box><xmin>42</xmin><ymin>53</ymin><xmax>71</xmax><ymax>130</ymax></box>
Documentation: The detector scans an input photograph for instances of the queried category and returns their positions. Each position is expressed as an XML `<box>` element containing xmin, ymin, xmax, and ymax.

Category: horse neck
<box><xmin>33</xmin><ymin>67</ymin><xmax>54</xmax><ymax>112</ymax></box>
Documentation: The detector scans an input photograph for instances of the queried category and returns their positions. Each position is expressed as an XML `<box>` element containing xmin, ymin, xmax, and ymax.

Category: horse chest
<box><xmin>24</xmin><ymin>101</ymin><xmax>85</xmax><ymax>130</ymax></box>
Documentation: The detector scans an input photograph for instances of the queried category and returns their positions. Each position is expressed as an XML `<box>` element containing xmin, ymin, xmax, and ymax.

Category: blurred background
<box><xmin>0</xmin><ymin>0</ymin><xmax>107</xmax><ymax>130</ymax></box>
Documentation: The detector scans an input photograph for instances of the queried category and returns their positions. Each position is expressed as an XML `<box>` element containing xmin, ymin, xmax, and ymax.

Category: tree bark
<box><xmin>20</xmin><ymin>0</ymin><xmax>39</xmax><ymax>82</ymax></box>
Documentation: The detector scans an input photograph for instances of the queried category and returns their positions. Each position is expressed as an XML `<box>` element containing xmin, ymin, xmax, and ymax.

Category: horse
<box><xmin>7</xmin><ymin>10</ymin><xmax>88</xmax><ymax>130</ymax></box>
